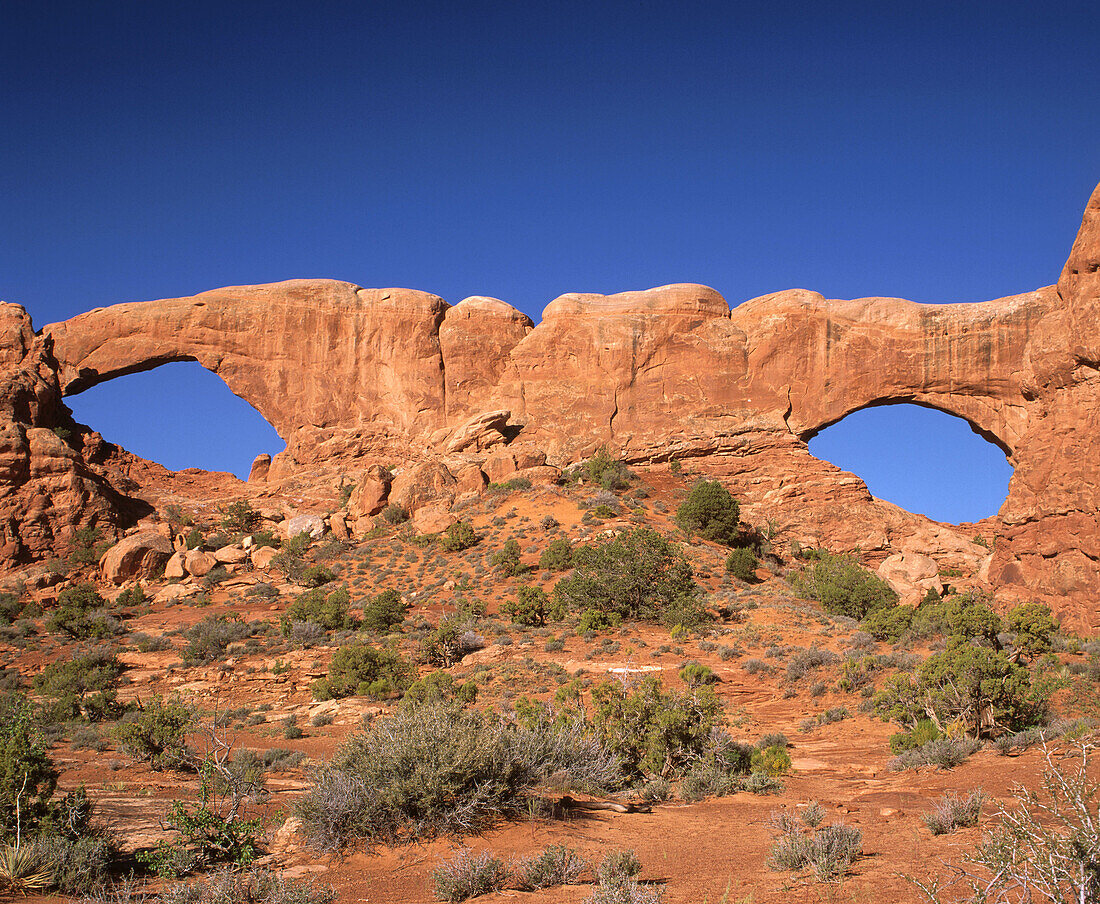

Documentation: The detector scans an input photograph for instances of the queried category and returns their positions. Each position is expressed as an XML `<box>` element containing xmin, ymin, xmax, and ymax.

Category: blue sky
<box><xmin>1</xmin><ymin>1</ymin><xmax>1096</xmax><ymax>521</ymax></box>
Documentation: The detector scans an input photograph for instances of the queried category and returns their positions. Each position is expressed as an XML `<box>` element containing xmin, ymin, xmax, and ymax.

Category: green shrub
<box><xmin>296</xmin><ymin>702</ymin><xmax>621</xmax><ymax>849</ymax></box>
<box><xmin>67</xmin><ymin>525</ymin><xmax>113</xmax><ymax>567</ymax></box>
<box><xmin>888</xmin><ymin>718</ymin><xmax>942</xmax><ymax>754</ymax></box>
<box><xmin>751</xmin><ymin>744</ymin><xmax>792</xmax><ymax>776</ymax></box>
<box><xmin>115</xmin><ymin>585</ymin><xmax>146</xmax><ymax>608</ymax></box>
<box><xmin>591</xmin><ymin>675</ymin><xmax>721</xmax><ymax>778</ymax></box>
<box><xmin>539</xmin><ymin>537</ymin><xmax>573</xmax><ymax>572</ymax></box>
<box><xmin>0</xmin><ymin>694</ymin><xmax>57</xmax><ymax>840</ymax></box>
<box><xmin>553</xmin><ymin>528</ymin><xmax>699</xmax><ymax>624</ymax></box>
<box><xmin>46</xmin><ymin>583</ymin><xmax>122</xmax><ymax>640</ymax></box>
<box><xmin>361</xmin><ymin>588</ymin><xmax>408</xmax><ymax>633</ymax></box>
<box><xmin>788</xmin><ymin>552</ymin><xmax>897</xmax><ymax>619</ymax></box>
<box><xmin>402</xmin><ymin>671</ymin><xmax>477</xmax><ymax>707</ymax></box>
<box><xmin>34</xmin><ymin>649</ymin><xmax>122</xmax><ymax>722</ymax></box>
<box><xmin>584</xmin><ymin>447</ymin><xmax>633</xmax><ymax>491</ymax></box>
<box><xmin>138</xmin><ymin>799</ymin><xmax>262</xmax><ymax>879</ymax></box>
<box><xmin>675</xmin><ymin>480</ymin><xmax>740</xmax><ymax>545</ymax></box>
<box><xmin>725</xmin><ymin>547</ymin><xmax>759</xmax><ymax>581</ymax></box>
<box><xmin>281</xmin><ymin>532</ymin><xmax>312</xmax><ymax>557</ymax></box>
<box><xmin>515</xmin><ymin>845</ymin><xmax>586</xmax><ymax>890</ymax></box>
<box><xmin>381</xmin><ymin>504</ymin><xmax>408</xmax><ymax>525</ymax></box>
<box><xmin>182</xmin><ymin>617</ymin><xmax>257</xmax><ymax>664</ymax></box>
<box><xmin>860</xmin><ymin>601</ymin><xmax>913</xmax><ymax>641</ymax></box>
<box><xmin>219</xmin><ymin>500</ymin><xmax>260</xmax><ymax>535</ymax></box>
<box><xmin>432</xmin><ymin>848</ymin><xmax>508</xmax><ymax>902</ymax></box>
<box><xmin>299</xmin><ymin>565</ymin><xmax>336</xmax><ymax>588</ymax></box>
<box><xmin>1006</xmin><ymin>601</ymin><xmax>1057</xmax><ymax>661</ymax></box>
<box><xmin>678</xmin><ymin>662</ymin><xmax>717</xmax><ymax>687</ymax></box>
<box><xmin>439</xmin><ymin>522</ymin><xmax>479</xmax><ymax>552</ymax></box>
<box><xmin>285</xmin><ymin>586</ymin><xmax>354</xmax><ymax>632</ymax></box>
<box><xmin>0</xmin><ymin>593</ymin><xmax>23</xmax><ymax>626</ymax></box>
<box><xmin>501</xmin><ymin>586</ymin><xmax>548</xmax><ymax>626</ymax></box>
<box><xmin>489</xmin><ymin>539</ymin><xmax>524</xmax><ymax>576</ymax></box>
<box><xmin>112</xmin><ymin>697</ymin><xmax>193</xmax><ymax>770</ymax></box>
<box><xmin>311</xmin><ymin>644</ymin><xmax>414</xmax><ymax>701</ymax></box>
<box><xmin>578</xmin><ymin>608</ymin><xmax>621</xmax><ymax>633</ymax></box>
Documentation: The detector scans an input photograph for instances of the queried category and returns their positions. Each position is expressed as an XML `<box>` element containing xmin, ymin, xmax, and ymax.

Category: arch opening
<box><xmin>64</xmin><ymin>361</ymin><xmax>285</xmax><ymax>481</ymax></box>
<box><xmin>806</xmin><ymin>402</ymin><xmax>1013</xmax><ymax>524</ymax></box>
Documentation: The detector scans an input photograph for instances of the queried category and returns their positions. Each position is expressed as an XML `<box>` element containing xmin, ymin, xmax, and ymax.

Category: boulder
<box><xmin>100</xmin><ymin>531</ymin><xmax>173</xmax><ymax>584</ymax></box>
<box><xmin>284</xmin><ymin>513</ymin><xmax>326</xmax><ymax>540</ymax></box>
<box><xmin>483</xmin><ymin>452</ymin><xmax>517</xmax><ymax>484</ymax></box>
<box><xmin>214</xmin><ymin>544</ymin><xmax>249</xmax><ymax>564</ymax></box>
<box><xmin>878</xmin><ymin>551</ymin><xmax>943</xmax><ymax>603</ymax></box>
<box><xmin>454</xmin><ymin>464</ymin><xmax>488</xmax><ymax>495</ymax></box>
<box><xmin>329</xmin><ymin>511</ymin><xmax>348</xmax><ymax>539</ymax></box>
<box><xmin>514</xmin><ymin>465</ymin><xmax>561</xmax><ymax>485</ymax></box>
<box><xmin>444</xmin><ymin>409</ymin><xmax>511</xmax><ymax>453</ymax></box>
<box><xmin>164</xmin><ymin>551</ymin><xmax>186</xmax><ymax>580</ymax></box>
<box><xmin>389</xmin><ymin>460</ymin><xmax>455</xmax><ymax>514</ymax></box>
<box><xmin>183</xmin><ymin>549</ymin><xmax>216</xmax><ymax>577</ymax></box>
<box><xmin>347</xmin><ymin>465</ymin><xmax>392</xmax><ymax>520</ymax></box>
<box><xmin>251</xmin><ymin>545</ymin><xmax>279</xmax><ymax>570</ymax></box>
<box><xmin>412</xmin><ymin>504</ymin><xmax>457</xmax><ymax>535</ymax></box>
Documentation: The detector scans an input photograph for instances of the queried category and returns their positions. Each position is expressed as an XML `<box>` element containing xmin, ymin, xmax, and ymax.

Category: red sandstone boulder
<box><xmin>389</xmin><ymin>460</ymin><xmax>455</xmax><ymax>514</ymax></box>
<box><xmin>100</xmin><ymin>531</ymin><xmax>172</xmax><ymax>584</ymax></box>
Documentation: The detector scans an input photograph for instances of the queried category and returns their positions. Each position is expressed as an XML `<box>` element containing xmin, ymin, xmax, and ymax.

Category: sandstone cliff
<box><xmin>0</xmin><ymin>182</ymin><xmax>1094</xmax><ymax>623</ymax></box>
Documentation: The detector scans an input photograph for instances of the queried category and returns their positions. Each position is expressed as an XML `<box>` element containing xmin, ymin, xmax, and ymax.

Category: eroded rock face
<box><xmin>4</xmin><ymin>179</ymin><xmax>1096</xmax><ymax>623</ymax></box>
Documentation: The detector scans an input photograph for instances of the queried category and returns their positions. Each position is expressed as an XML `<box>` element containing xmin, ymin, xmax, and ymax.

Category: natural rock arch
<box><xmin>806</xmin><ymin>400</ymin><xmax>1014</xmax><ymax>522</ymax></box>
<box><xmin>7</xmin><ymin>179</ymin><xmax>1096</xmax><ymax>621</ymax></box>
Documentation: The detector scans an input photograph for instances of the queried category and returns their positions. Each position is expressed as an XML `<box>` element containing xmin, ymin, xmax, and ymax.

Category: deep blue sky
<box><xmin>1</xmin><ymin>1</ymin><xmax>1096</xmax><ymax>521</ymax></box>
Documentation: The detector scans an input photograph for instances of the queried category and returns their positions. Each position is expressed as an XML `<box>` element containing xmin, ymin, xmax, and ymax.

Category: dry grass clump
<box><xmin>922</xmin><ymin>790</ymin><xmax>985</xmax><ymax>835</ymax></box>
<box><xmin>768</xmin><ymin>814</ymin><xmax>863</xmax><ymax>881</ymax></box>
<box><xmin>296</xmin><ymin>701</ymin><xmax>620</xmax><ymax>850</ymax></box>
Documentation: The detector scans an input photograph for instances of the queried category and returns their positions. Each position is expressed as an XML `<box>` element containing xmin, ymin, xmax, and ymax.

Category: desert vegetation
<box><xmin>0</xmin><ymin>454</ymin><xmax>1092</xmax><ymax>904</ymax></box>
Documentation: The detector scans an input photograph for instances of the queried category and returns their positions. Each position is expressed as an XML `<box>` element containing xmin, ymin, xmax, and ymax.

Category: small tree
<box><xmin>362</xmin><ymin>588</ymin><xmax>408</xmax><ymax>634</ymax></box>
<box><xmin>726</xmin><ymin>547</ymin><xmax>759</xmax><ymax>582</ymax></box>
<box><xmin>553</xmin><ymin>528</ymin><xmax>698</xmax><ymax>623</ymax></box>
<box><xmin>490</xmin><ymin>539</ymin><xmax>524</xmax><ymax>576</ymax></box>
<box><xmin>0</xmin><ymin>694</ymin><xmax>57</xmax><ymax>842</ymax></box>
<box><xmin>112</xmin><ymin>697</ymin><xmax>193</xmax><ymax>770</ymax></box>
<box><xmin>502</xmin><ymin>586</ymin><xmax>548</xmax><ymax>626</ymax></box>
<box><xmin>312</xmin><ymin>644</ymin><xmax>414</xmax><ymax>701</ymax></box>
<box><xmin>285</xmin><ymin>585</ymin><xmax>354</xmax><ymax>632</ymax></box>
<box><xmin>676</xmin><ymin>480</ymin><xmax>741</xmax><ymax>545</ymax></box>
<box><xmin>591</xmin><ymin>675</ymin><xmax>721</xmax><ymax>778</ymax></box>
<box><xmin>219</xmin><ymin>500</ymin><xmax>260</xmax><ymax>535</ymax></box>
<box><xmin>440</xmin><ymin>522</ymin><xmax>479</xmax><ymax>552</ymax></box>
<box><xmin>45</xmin><ymin>584</ymin><xmax>121</xmax><ymax>640</ymax></box>
<box><xmin>789</xmin><ymin>552</ymin><xmax>897</xmax><ymax>620</ymax></box>
<box><xmin>584</xmin><ymin>447</ymin><xmax>633</xmax><ymax>491</ymax></box>
<box><xmin>539</xmin><ymin>537</ymin><xmax>573</xmax><ymax>572</ymax></box>
<box><xmin>1006</xmin><ymin>601</ymin><xmax>1058</xmax><ymax>662</ymax></box>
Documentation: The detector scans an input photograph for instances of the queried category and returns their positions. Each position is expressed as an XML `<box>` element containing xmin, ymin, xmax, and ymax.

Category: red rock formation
<box><xmin>3</xmin><ymin>180</ymin><xmax>1094</xmax><ymax>624</ymax></box>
